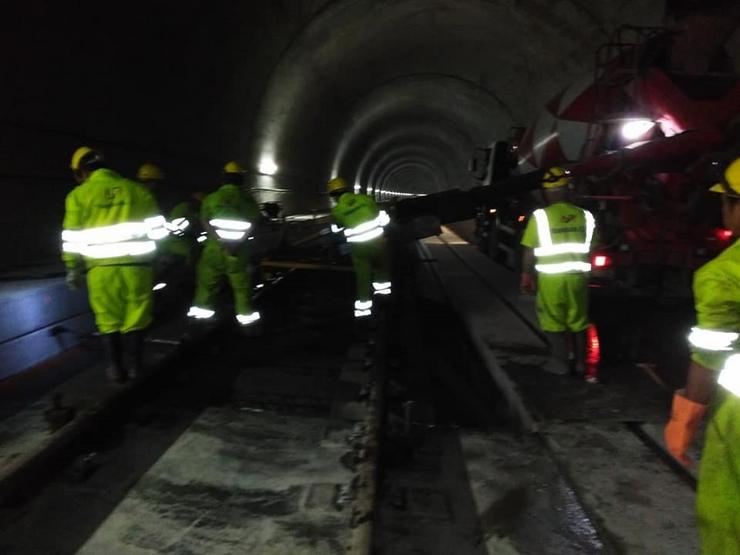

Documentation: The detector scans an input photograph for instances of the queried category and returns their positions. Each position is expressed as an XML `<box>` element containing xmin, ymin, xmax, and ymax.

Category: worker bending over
<box><xmin>327</xmin><ymin>178</ymin><xmax>391</xmax><ymax>319</ymax></box>
<box><xmin>520</xmin><ymin>167</ymin><xmax>597</xmax><ymax>381</ymax></box>
<box><xmin>62</xmin><ymin>147</ymin><xmax>166</xmax><ymax>383</ymax></box>
<box><xmin>137</xmin><ymin>163</ymin><xmax>203</xmax><ymax>268</ymax></box>
<box><xmin>665</xmin><ymin>157</ymin><xmax>740</xmax><ymax>554</ymax></box>
<box><xmin>187</xmin><ymin>162</ymin><xmax>261</xmax><ymax>328</ymax></box>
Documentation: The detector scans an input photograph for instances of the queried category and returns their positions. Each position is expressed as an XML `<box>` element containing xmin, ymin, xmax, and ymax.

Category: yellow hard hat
<box><xmin>223</xmin><ymin>161</ymin><xmax>245</xmax><ymax>175</ymax></box>
<box><xmin>137</xmin><ymin>163</ymin><xmax>164</xmax><ymax>181</ymax></box>
<box><xmin>542</xmin><ymin>166</ymin><xmax>570</xmax><ymax>189</ymax></box>
<box><xmin>710</xmin><ymin>158</ymin><xmax>740</xmax><ymax>196</ymax></box>
<box><xmin>70</xmin><ymin>146</ymin><xmax>100</xmax><ymax>170</ymax></box>
<box><xmin>327</xmin><ymin>177</ymin><xmax>349</xmax><ymax>194</ymax></box>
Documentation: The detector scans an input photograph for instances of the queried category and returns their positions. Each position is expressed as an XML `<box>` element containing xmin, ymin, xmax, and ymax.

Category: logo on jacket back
<box><xmin>560</xmin><ymin>214</ymin><xmax>576</xmax><ymax>223</ymax></box>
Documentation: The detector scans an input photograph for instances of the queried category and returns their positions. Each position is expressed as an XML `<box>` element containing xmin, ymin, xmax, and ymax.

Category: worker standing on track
<box><xmin>664</xmin><ymin>157</ymin><xmax>740</xmax><ymax>554</ymax></box>
<box><xmin>62</xmin><ymin>147</ymin><xmax>167</xmax><ymax>384</ymax></box>
<box><xmin>520</xmin><ymin>167</ymin><xmax>597</xmax><ymax>381</ymax></box>
<box><xmin>327</xmin><ymin>177</ymin><xmax>391</xmax><ymax>319</ymax></box>
<box><xmin>187</xmin><ymin>161</ymin><xmax>262</xmax><ymax>330</ymax></box>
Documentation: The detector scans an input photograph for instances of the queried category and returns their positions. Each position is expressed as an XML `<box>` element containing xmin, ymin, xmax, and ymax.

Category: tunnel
<box><xmin>0</xmin><ymin>0</ymin><xmax>690</xmax><ymax>268</ymax></box>
<box><xmin>2</xmin><ymin>0</ymin><xmax>740</xmax><ymax>553</ymax></box>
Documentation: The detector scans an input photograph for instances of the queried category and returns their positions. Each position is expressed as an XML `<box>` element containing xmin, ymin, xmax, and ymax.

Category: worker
<box><xmin>164</xmin><ymin>192</ymin><xmax>205</xmax><ymax>267</ymax></box>
<box><xmin>62</xmin><ymin>147</ymin><xmax>166</xmax><ymax>383</ymax></box>
<box><xmin>520</xmin><ymin>167</ymin><xmax>597</xmax><ymax>381</ymax></box>
<box><xmin>187</xmin><ymin>161</ymin><xmax>262</xmax><ymax>329</ymax></box>
<box><xmin>136</xmin><ymin>163</ymin><xmax>203</xmax><ymax>267</ymax></box>
<box><xmin>327</xmin><ymin>177</ymin><xmax>391</xmax><ymax>319</ymax></box>
<box><xmin>137</xmin><ymin>162</ymin><xmax>165</xmax><ymax>191</ymax></box>
<box><xmin>664</xmin><ymin>157</ymin><xmax>740</xmax><ymax>554</ymax></box>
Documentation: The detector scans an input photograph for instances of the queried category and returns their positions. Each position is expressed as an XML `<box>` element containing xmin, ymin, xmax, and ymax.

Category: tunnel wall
<box><xmin>7</xmin><ymin>1</ymin><xmax>739</xmax><ymax>270</ymax></box>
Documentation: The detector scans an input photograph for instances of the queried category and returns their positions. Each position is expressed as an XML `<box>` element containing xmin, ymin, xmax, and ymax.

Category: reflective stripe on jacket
<box><xmin>200</xmin><ymin>184</ymin><xmax>260</xmax><ymax>244</ymax></box>
<box><xmin>521</xmin><ymin>202</ymin><xmax>595</xmax><ymax>274</ymax></box>
<box><xmin>62</xmin><ymin>168</ymin><xmax>164</xmax><ymax>268</ymax></box>
<box><xmin>690</xmin><ymin>239</ymin><xmax>740</xmax><ymax>371</ymax></box>
<box><xmin>331</xmin><ymin>192</ymin><xmax>389</xmax><ymax>243</ymax></box>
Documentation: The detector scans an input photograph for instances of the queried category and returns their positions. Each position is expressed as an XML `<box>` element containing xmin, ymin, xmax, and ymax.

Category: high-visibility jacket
<box><xmin>201</xmin><ymin>184</ymin><xmax>260</xmax><ymax>244</ymax></box>
<box><xmin>688</xmin><ymin>239</ymin><xmax>740</xmax><ymax>554</ymax></box>
<box><xmin>688</xmin><ymin>239</ymin><xmax>740</xmax><ymax>372</ymax></box>
<box><xmin>160</xmin><ymin>199</ymin><xmax>201</xmax><ymax>264</ymax></box>
<box><xmin>331</xmin><ymin>192</ymin><xmax>390</xmax><ymax>243</ymax></box>
<box><xmin>62</xmin><ymin>168</ymin><xmax>165</xmax><ymax>268</ymax></box>
<box><xmin>520</xmin><ymin>202</ymin><xmax>596</xmax><ymax>274</ymax></box>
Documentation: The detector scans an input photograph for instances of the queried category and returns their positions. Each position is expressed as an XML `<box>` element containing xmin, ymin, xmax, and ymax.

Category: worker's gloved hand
<box><xmin>520</xmin><ymin>272</ymin><xmax>535</xmax><ymax>295</ymax></box>
<box><xmin>664</xmin><ymin>389</ymin><xmax>707</xmax><ymax>466</ymax></box>
<box><xmin>65</xmin><ymin>268</ymin><xmax>83</xmax><ymax>290</ymax></box>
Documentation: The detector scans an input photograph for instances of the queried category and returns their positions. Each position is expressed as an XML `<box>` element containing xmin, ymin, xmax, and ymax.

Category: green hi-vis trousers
<box><xmin>87</xmin><ymin>265</ymin><xmax>153</xmax><ymax>333</ymax></box>
<box><xmin>192</xmin><ymin>240</ymin><xmax>252</xmax><ymax>315</ymax></box>
<box><xmin>697</xmin><ymin>392</ymin><xmax>740</xmax><ymax>554</ymax></box>
<box><xmin>535</xmin><ymin>272</ymin><xmax>589</xmax><ymax>332</ymax></box>
<box><xmin>349</xmin><ymin>237</ymin><xmax>390</xmax><ymax>301</ymax></box>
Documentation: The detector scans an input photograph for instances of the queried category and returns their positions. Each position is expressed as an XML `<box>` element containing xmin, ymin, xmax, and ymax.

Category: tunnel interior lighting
<box><xmin>152</xmin><ymin>282</ymin><xmax>167</xmax><ymax>291</ymax></box>
<box><xmin>259</xmin><ymin>158</ymin><xmax>278</xmax><ymax>175</ymax></box>
<box><xmin>621</xmin><ymin>119</ymin><xmax>655</xmax><ymax>141</ymax></box>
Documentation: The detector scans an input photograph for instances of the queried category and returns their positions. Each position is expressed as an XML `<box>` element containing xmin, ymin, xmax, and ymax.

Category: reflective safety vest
<box><xmin>62</xmin><ymin>169</ymin><xmax>165</xmax><ymax>267</ymax></box>
<box><xmin>688</xmin><ymin>239</ymin><xmax>740</xmax><ymax>372</ymax></box>
<box><xmin>201</xmin><ymin>183</ymin><xmax>261</xmax><ymax>244</ymax></box>
<box><xmin>331</xmin><ymin>192</ymin><xmax>389</xmax><ymax>243</ymax></box>
<box><xmin>529</xmin><ymin>205</ymin><xmax>595</xmax><ymax>274</ymax></box>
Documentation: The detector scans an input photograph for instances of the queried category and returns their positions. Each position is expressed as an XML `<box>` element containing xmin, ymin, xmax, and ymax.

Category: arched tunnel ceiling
<box><xmin>252</xmin><ymin>0</ymin><xmax>665</xmax><ymax>204</ymax></box>
<box><xmin>7</xmin><ymin>0</ymin><xmax>740</xmax><ymax>269</ymax></box>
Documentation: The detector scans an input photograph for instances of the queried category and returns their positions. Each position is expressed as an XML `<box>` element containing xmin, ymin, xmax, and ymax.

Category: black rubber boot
<box><xmin>573</xmin><ymin>330</ymin><xmax>588</xmax><ymax>376</ymax></box>
<box><xmin>542</xmin><ymin>331</ymin><xmax>570</xmax><ymax>375</ymax></box>
<box><xmin>126</xmin><ymin>330</ymin><xmax>145</xmax><ymax>379</ymax></box>
<box><xmin>102</xmin><ymin>332</ymin><xmax>126</xmax><ymax>384</ymax></box>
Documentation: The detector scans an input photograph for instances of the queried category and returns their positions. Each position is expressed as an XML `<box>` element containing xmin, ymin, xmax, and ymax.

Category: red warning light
<box><xmin>715</xmin><ymin>228</ymin><xmax>733</xmax><ymax>241</ymax></box>
<box><xmin>592</xmin><ymin>254</ymin><xmax>612</xmax><ymax>268</ymax></box>
<box><xmin>586</xmin><ymin>324</ymin><xmax>601</xmax><ymax>366</ymax></box>
<box><xmin>517</xmin><ymin>215</ymin><xmax>526</xmax><ymax>223</ymax></box>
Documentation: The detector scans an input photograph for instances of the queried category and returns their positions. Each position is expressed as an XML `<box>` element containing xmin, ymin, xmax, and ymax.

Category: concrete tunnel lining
<box><xmin>253</xmin><ymin>0</ymin><xmax>664</xmax><ymax>201</ymax></box>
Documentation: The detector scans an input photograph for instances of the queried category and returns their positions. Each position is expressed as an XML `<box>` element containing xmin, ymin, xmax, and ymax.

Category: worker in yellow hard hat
<box><xmin>328</xmin><ymin>177</ymin><xmax>391</xmax><ymax>319</ymax></box>
<box><xmin>665</xmin><ymin>157</ymin><xmax>740</xmax><ymax>554</ymax></box>
<box><xmin>63</xmin><ymin>147</ymin><xmax>166</xmax><ymax>383</ymax></box>
<box><xmin>137</xmin><ymin>163</ymin><xmax>165</xmax><ymax>187</ymax></box>
<box><xmin>187</xmin><ymin>161</ymin><xmax>262</xmax><ymax>330</ymax></box>
<box><xmin>520</xmin><ymin>167</ymin><xmax>598</xmax><ymax>381</ymax></box>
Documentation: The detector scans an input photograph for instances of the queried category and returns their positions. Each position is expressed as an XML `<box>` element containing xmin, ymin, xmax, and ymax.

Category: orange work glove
<box><xmin>664</xmin><ymin>389</ymin><xmax>707</xmax><ymax>466</ymax></box>
<box><xmin>520</xmin><ymin>272</ymin><xmax>535</xmax><ymax>295</ymax></box>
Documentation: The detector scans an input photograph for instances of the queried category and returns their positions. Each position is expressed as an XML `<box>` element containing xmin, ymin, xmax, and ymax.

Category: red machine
<box><xmin>473</xmin><ymin>24</ymin><xmax>740</xmax><ymax>296</ymax></box>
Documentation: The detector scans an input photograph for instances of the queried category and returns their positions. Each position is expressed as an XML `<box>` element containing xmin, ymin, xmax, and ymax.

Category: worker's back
<box><xmin>331</xmin><ymin>192</ymin><xmax>379</xmax><ymax>230</ymax></box>
<box><xmin>63</xmin><ymin>168</ymin><xmax>160</xmax><ymax>267</ymax></box>
<box><xmin>521</xmin><ymin>201</ymin><xmax>595</xmax><ymax>273</ymax></box>
<box><xmin>201</xmin><ymin>183</ymin><xmax>260</xmax><ymax>224</ymax></box>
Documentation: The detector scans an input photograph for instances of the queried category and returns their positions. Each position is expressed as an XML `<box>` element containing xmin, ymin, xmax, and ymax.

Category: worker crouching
<box><xmin>62</xmin><ymin>147</ymin><xmax>166</xmax><ymax>384</ymax></box>
<box><xmin>327</xmin><ymin>178</ymin><xmax>392</xmax><ymax>319</ymax></box>
<box><xmin>520</xmin><ymin>167</ymin><xmax>597</xmax><ymax>381</ymax></box>
<box><xmin>187</xmin><ymin>161</ymin><xmax>262</xmax><ymax>330</ymax></box>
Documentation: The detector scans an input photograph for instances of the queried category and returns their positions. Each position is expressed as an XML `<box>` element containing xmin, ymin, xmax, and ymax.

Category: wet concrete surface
<box><xmin>0</xmin><ymin>270</ymin><xmax>365</xmax><ymax>554</ymax></box>
<box><xmin>406</xmin><ymin>235</ymin><xmax>701</xmax><ymax>554</ymax></box>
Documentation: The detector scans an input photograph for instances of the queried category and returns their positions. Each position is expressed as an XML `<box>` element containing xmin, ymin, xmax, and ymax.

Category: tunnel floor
<box><xmin>0</xmin><ymin>234</ymin><xmax>703</xmax><ymax>554</ymax></box>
